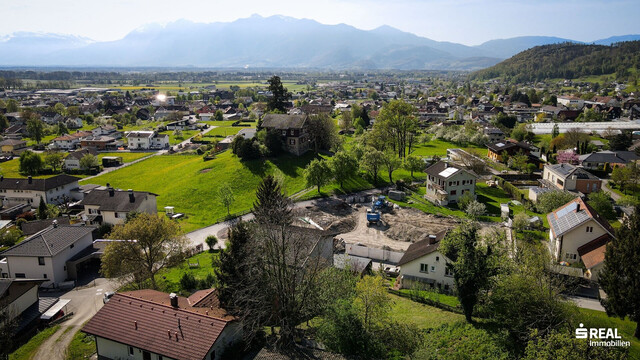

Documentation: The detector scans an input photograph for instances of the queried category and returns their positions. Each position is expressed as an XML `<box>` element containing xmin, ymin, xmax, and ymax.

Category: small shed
<box><xmin>388</xmin><ymin>190</ymin><xmax>406</xmax><ymax>201</ymax></box>
<box><xmin>101</xmin><ymin>156</ymin><xmax>123</xmax><ymax>167</ymax></box>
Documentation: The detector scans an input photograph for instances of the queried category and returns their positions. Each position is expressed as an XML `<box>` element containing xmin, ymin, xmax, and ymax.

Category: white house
<box><xmin>0</xmin><ymin>174</ymin><xmax>81</xmax><ymax>206</ymax></box>
<box><xmin>126</xmin><ymin>131</ymin><xmax>169</xmax><ymax>150</ymax></box>
<box><xmin>547</xmin><ymin>197</ymin><xmax>614</xmax><ymax>281</ymax></box>
<box><xmin>557</xmin><ymin>96</ymin><xmax>585</xmax><ymax>108</ymax></box>
<box><xmin>82</xmin><ymin>289</ymin><xmax>242</xmax><ymax>360</ymax></box>
<box><xmin>49</xmin><ymin>131</ymin><xmax>92</xmax><ymax>150</ymax></box>
<box><xmin>78</xmin><ymin>188</ymin><xmax>158</xmax><ymax>225</ymax></box>
<box><xmin>424</xmin><ymin>161</ymin><xmax>477</xmax><ymax>206</ymax></box>
<box><xmin>0</xmin><ymin>224</ymin><xmax>96</xmax><ymax>288</ymax></box>
<box><xmin>63</xmin><ymin>148</ymin><xmax>98</xmax><ymax>171</ymax></box>
<box><xmin>397</xmin><ymin>231</ymin><xmax>454</xmax><ymax>292</ymax></box>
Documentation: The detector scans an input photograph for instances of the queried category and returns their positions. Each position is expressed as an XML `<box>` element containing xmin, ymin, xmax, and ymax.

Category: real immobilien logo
<box><xmin>576</xmin><ymin>323</ymin><xmax>631</xmax><ymax>347</ymax></box>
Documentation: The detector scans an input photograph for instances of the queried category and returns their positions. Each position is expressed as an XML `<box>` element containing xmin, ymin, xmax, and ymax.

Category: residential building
<box><xmin>260</xmin><ymin>114</ymin><xmax>313</xmax><ymax>156</ymax></box>
<box><xmin>82</xmin><ymin>289</ymin><xmax>241</xmax><ymax>360</ymax></box>
<box><xmin>64</xmin><ymin>148</ymin><xmax>98</xmax><ymax>171</ymax></box>
<box><xmin>50</xmin><ymin>131</ymin><xmax>92</xmax><ymax>150</ymax></box>
<box><xmin>126</xmin><ymin>131</ymin><xmax>169</xmax><ymax>150</ymax></box>
<box><xmin>578</xmin><ymin>151</ymin><xmax>639</xmax><ymax>170</ymax></box>
<box><xmin>80</xmin><ymin>135</ymin><xmax>120</xmax><ymax>150</ymax></box>
<box><xmin>487</xmin><ymin>140</ymin><xmax>538</xmax><ymax>163</ymax></box>
<box><xmin>547</xmin><ymin>197</ymin><xmax>614</xmax><ymax>281</ymax></box>
<box><xmin>424</xmin><ymin>161</ymin><xmax>477</xmax><ymax>205</ymax></box>
<box><xmin>0</xmin><ymin>139</ymin><xmax>27</xmax><ymax>155</ymax></box>
<box><xmin>0</xmin><ymin>224</ymin><xmax>96</xmax><ymax>288</ymax></box>
<box><xmin>557</xmin><ymin>95</ymin><xmax>585</xmax><ymax>108</ymax></box>
<box><xmin>542</xmin><ymin>163</ymin><xmax>602</xmax><ymax>194</ymax></box>
<box><xmin>78</xmin><ymin>188</ymin><xmax>158</xmax><ymax>225</ymax></box>
<box><xmin>0</xmin><ymin>174</ymin><xmax>81</xmax><ymax>207</ymax></box>
<box><xmin>0</xmin><ymin>278</ymin><xmax>58</xmax><ymax>336</ymax></box>
<box><xmin>397</xmin><ymin>231</ymin><xmax>454</xmax><ymax>292</ymax></box>
<box><xmin>483</xmin><ymin>127</ymin><xmax>505</xmax><ymax>143</ymax></box>
<box><xmin>91</xmin><ymin>125</ymin><xmax>122</xmax><ymax>139</ymax></box>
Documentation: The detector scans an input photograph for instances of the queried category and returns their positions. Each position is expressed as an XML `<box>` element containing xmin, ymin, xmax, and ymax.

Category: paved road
<box><xmin>602</xmin><ymin>179</ymin><xmax>622</xmax><ymax>201</ymax></box>
<box><xmin>568</xmin><ymin>295</ymin><xmax>606</xmax><ymax>312</ymax></box>
<box><xmin>34</xmin><ymin>278</ymin><xmax>117</xmax><ymax>360</ymax></box>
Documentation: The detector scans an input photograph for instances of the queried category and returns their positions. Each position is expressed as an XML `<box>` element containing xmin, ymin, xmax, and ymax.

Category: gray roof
<box><xmin>0</xmin><ymin>175</ymin><xmax>80</xmax><ymax>192</ymax></box>
<box><xmin>1</xmin><ymin>225</ymin><xmax>96</xmax><ymax>257</ymax></box>
<box><xmin>65</xmin><ymin>148</ymin><xmax>98</xmax><ymax>161</ymax></box>
<box><xmin>261</xmin><ymin>114</ymin><xmax>307</xmax><ymax>130</ymax></box>
<box><xmin>545</xmin><ymin>163</ymin><xmax>600</xmax><ymax>180</ymax></box>
<box><xmin>79</xmin><ymin>189</ymin><xmax>158</xmax><ymax>212</ymax></box>
<box><xmin>333</xmin><ymin>254</ymin><xmax>372</xmax><ymax>274</ymax></box>
<box><xmin>579</xmin><ymin>151</ymin><xmax>639</xmax><ymax>164</ymax></box>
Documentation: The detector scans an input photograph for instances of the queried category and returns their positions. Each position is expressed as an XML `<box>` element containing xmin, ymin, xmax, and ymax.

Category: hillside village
<box><xmin>1</xmin><ymin>68</ymin><xmax>640</xmax><ymax>359</ymax></box>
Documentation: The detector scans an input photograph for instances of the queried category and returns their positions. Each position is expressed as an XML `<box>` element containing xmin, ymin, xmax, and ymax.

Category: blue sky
<box><xmin>3</xmin><ymin>0</ymin><xmax>639</xmax><ymax>45</ymax></box>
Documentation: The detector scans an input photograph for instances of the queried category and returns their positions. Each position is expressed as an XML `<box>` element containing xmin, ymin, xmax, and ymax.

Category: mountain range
<box><xmin>0</xmin><ymin>15</ymin><xmax>638</xmax><ymax>70</ymax></box>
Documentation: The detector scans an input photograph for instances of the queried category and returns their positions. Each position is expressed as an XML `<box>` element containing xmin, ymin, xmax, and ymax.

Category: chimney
<box><xmin>169</xmin><ymin>293</ymin><xmax>178</xmax><ymax>307</ymax></box>
<box><xmin>106</xmin><ymin>183</ymin><xmax>110</xmax><ymax>188</ymax></box>
<box><xmin>1</xmin><ymin>175</ymin><xmax>3</xmax><ymax>181</ymax></box>
<box><xmin>108</xmin><ymin>187</ymin><xmax>115</xmax><ymax>197</ymax></box>
<box><xmin>128</xmin><ymin>189</ymin><xmax>135</xmax><ymax>203</ymax></box>
<box><xmin>52</xmin><ymin>220</ymin><xmax>58</xmax><ymax>228</ymax></box>
<box><xmin>428</xmin><ymin>234</ymin><xmax>437</xmax><ymax>244</ymax></box>
<box><xmin>28</xmin><ymin>176</ymin><xmax>32</xmax><ymax>184</ymax></box>
<box><xmin>134</xmin><ymin>321</ymin><xmax>138</xmax><ymax>330</ymax></box>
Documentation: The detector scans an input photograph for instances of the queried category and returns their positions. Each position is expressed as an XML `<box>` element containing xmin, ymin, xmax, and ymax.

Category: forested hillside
<box><xmin>472</xmin><ymin>41</ymin><xmax>640</xmax><ymax>82</ymax></box>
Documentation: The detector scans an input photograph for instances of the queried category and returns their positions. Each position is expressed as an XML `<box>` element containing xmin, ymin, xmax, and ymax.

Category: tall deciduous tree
<box><xmin>18</xmin><ymin>150</ymin><xmax>43</xmax><ymax>176</ymax></box>
<box><xmin>440</xmin><ymin>222</ymin><xmax>493</xmax><ymax>322</ymax></box>
<box><xmin>307</xmin><ymin>114</ymin><xmax>338</xmax><ymax>152</ymax></box>
<box><xmin>101</xmin><ymin>213</ymin><xmax>187</xmax><ymax>289</ymax></box>
<box><xmin>374</xmin><ymin>100</ymin><xmax>417</xmax><ymax>158</ymax></box>
<box><xmin>218</xmin><ymin>183</ymin><xmax>235</xmax><ymax>216</ymax></box>
<box><xmin>26</xmin><ymin>117</ymin><xmax>44</xmax><ymax>144</ymax></box>
<box><xmin>79</xmin><ymin>154</ymin><xmax>99</xmax><ymax>170</ymax></box>
<box><xmin>403</xmin><ymin>155</ymin><xmax>424</xmax><ymax>178</ymax></box>
<box><xmin>266</xmin><ymin>76</ymin><xmax>291</xmax><ymax>113</ymax></box>
<box><xmin>360</xmin><ymin>148</ymin><xmax>385</xmax><ymax>186</ymax></box>
<box><xmin>382</xmin><ymin>151</ymin><xmax>401</xmax><ymax>183</ymax></box>
<box><xmin>44</xmin><ymin>151</ymin><xmax>64</xmax><ymax>173</ymax></box>
<box><xmin>329</xmin><ymin>151</ymin><xmax>358</xmax><ymax>189</ymax></box>
<box><xmin>599</xmin><ymin>208</ymin><xmax>640</xmax><ymax>339</ymax></box>
<box><xmin>304</xmin><ymin>158</ymin><xmax>332</xmax><ymax>192</ymax></box>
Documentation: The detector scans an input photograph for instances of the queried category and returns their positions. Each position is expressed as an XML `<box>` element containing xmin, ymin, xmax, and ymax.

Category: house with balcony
<box><xmin>542</xmin><ymin>163</ymin><xmax>602</xmax><ymax>194</ymax></box>
<box><xmin>78</xmin><ymin>187</ymin><xmax>158</xmax><ymax>225</ymax></box>
<box><xmin>424</xmin><ymin>161</ymin><xmax>477</xmax><ymax>206</ymax></box>
<box><xmin>126</xmin><ymin>131</ymin><xmax>169</xmax><ymax>150</ymax></box>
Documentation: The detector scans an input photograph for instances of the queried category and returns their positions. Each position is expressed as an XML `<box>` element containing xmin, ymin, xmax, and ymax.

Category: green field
<box><xmin>80</xmin><ymin>151</ymin><xmax>312</xmax><ymax>232</ymax></box>
<box><xmin>107</xmin><ymin>80</ymin><xmax>308</xmax><ymax>93</ymax></box>
<box><xmin>156</xmin><ymin>251</ymin><xmax>218</xmax><ymax>294</ymax></box>
<box><xmin>409</xmin><ymin>139</ymin><xmax>485</xmax><ymax>158</ymax></box>
<box><xmin>97</xmin><ymin>152</ymin><xmax>150</xmax><ymax>163</ymax></box>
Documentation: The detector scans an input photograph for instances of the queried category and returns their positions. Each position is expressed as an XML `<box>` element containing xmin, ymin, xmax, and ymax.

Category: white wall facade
<box><xmin>400</xmin><ymin>251</ymin><xmax>455</xmax><ymax>291</ymax></box>
<box><xmin>549</xmin><ymin>219</ymin><xmax>607</xmax><ymax>263</ymax></box>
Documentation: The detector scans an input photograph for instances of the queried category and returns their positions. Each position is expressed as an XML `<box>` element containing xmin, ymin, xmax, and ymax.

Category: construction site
<box><xmin>294</xmin><ymin>195</ymin><xmax>460</xmax><ymax>252</ymax></box>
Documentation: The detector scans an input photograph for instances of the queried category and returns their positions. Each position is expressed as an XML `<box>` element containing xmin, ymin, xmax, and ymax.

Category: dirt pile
<box><xmin>381</xmin><ymin>207</ymin><xmax>459</xmax><ymax>243</ymax></box>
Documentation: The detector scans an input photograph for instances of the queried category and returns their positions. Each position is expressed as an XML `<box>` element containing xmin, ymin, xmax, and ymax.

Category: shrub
<box><xmin>180</xmin><ymin>272</ymin><xmax>198</xmax><ymax>291</ymax></box>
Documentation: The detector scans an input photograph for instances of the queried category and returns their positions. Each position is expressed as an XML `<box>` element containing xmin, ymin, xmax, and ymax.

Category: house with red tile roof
<box><xmin>82</xmin><ymin>289</ymin><xmax>241</xmax><ymax>360</ymax></box>
<box><xmin>547</xmin><ymin>197</ymin><xmax>614</xmax><ymax>281</ymax></box>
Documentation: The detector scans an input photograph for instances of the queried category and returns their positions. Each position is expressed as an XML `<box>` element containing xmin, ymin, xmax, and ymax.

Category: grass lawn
<box><xmin>79</xmin><ymin>151</ymin><xmax>313</xmax><ymax>232</ymax></box>
<box><xmin>9</xmin><ymin>325</ymin><xmax>61</xmax><ymax>360</ymax></box>
<box><xmin>578</xmin><ymin>308</ymin><xmax>640</xmax><ymax>358</ymax></box>
<box><xmin>409</xmin><ymin>139</ymin><xmax>485</xmax><ymax>158</ymax></box>
<box><xmin>97</xmin><ymin>152</ymin><xmax>150</xmax><ymax>163</ymax></box>
<box><xmin>158</xmin><ymin>129</ymin><xmax>199</xmax><ymax>145</ymax></box>
<box><xmin>157</xmin><ymin>251</ymin><xmax>218</xmax><ymax>294</ymax></box>
<box><xmin>64</xmin><ymin>329</ymin><xmax>95</xmax><ymax>360</ymax></box>
<box><xmin>395</xmin><ymin>288</ymin><xmax>461</xmax><ymax>308</ymax></box>
<box><xmin>204</xmin><ymin>126</ymin><xmax>246</xmax><ymax>137</ymax></box>
<box><xmin>390</xmin><ymin>294</ymin><xmax>465</xmax><ymax>329</ymax></box>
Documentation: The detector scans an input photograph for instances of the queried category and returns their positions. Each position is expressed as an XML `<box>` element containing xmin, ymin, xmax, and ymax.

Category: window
<box><xmin>565</xmin><ymin>253</ymin><xmax>577</xmax><ymax>260</ymax></box>
<box><xmin>70</xmin><ymin>244</ymin><xmax>74</xmax><ymax>249</ymax></box>
<box><xmin>436</xmin><ymin>256</ymin><xmax>439</xmax><ymax>262</ymax></box>
<box><xmin>15</xmin><ymin>273</ymin><xmax>25</xmax><ymax>278</ymax></box>
<box><xmin>289</xmin><ymin>139</ymin><xmax>295</xmax><ymax>145</ymax></box>
<box><xmin>445</xmin><ymin>267</ymin><xmax>454</xmax><ymax>277</ymax></box>
<box><xmin>281</xmin><ymin>130</ymin><xmax>287</xmax><ymax>136</ymax></box>
<box><xmin>450</xmin><ymin>190</ymin><xmax>457</xmax><ymax>196</ymax></box>
<box><xmin>210</xmin><ymin>351</ymin><xmax>215</xmax><ymax>360</ymax></box>
<box><xmin>38</xmin><ymin>257</ymin><xmax>45</xmax><ymax>266</ymax></box>
<box><xmin>420</xmin><ymin>263</ymin><xmax>429</xmax><ymax>273</ymax></box>
<box><xmin>129</xmin><ymin>347</ymin><xmax>134</xmax><ymax>355</ymax></box>
<box><xmin>431</xmin><ymin>265</ymin><xmax>436</xmax><ymax>272</ymax></box>
<box><xmin>586</xmin><ymin>226</ymin><xmax>593</xmax><ymax>233</ymax></box>
<box><xmin>43</xmin><ymin>274</ymin><xmax>47</xmax><ymax>279</ymax></box>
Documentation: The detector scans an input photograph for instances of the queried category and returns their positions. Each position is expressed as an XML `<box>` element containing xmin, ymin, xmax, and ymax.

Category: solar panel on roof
<box><xmin>438</xmin><ymin>167</ymin><xmax>459</xmax><ymax>177</ymax></box>
<box><xmin>496</xmin><ymin>142</ymin><xmax>505</xmax><ymax>147</ymax></box>
<box><xmin>556</xmin><ymin>201</ymin><xmax>578</xmax><ymax>218</ymax></box>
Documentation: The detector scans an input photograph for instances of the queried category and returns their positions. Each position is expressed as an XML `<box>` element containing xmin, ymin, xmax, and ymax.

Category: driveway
<box><xmin>33</xmin><ymin>278</ymin><xmax>117</xmax><ymax>360</ymax></box>
<box><xmin>601</xmin><ymin>179</ymin><xmax>622</xmax><ymax>201</ymax></box>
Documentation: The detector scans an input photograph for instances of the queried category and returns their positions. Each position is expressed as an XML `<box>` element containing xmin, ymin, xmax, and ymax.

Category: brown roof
<box><xmin>187</xmin><ymin>289</ymin><xmax>218</xmax><ymax>308</ymax></box>
<box><xmin>52</xmin><ymin>131</ymin><xmax>92</xmax><ymax>142</ymax></box>
<box><xmin>578</xmin><ymin>233</ymin><xmax>611</xmax><ymax>269</ymax></box>
<box><xmin>82</xmin><ymin>290</ymin><xmax>232</xmax><ymax>360</ymax></box>
<box><xmin>397</xmin><ymin>230</ymin><xmax>447</xmax><ymax>266</ymax></box>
